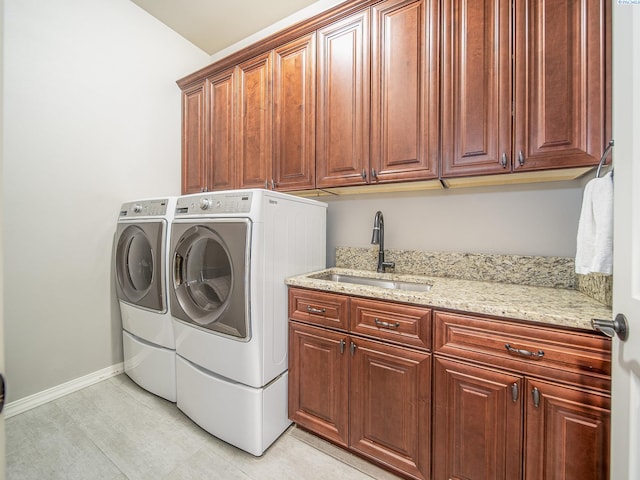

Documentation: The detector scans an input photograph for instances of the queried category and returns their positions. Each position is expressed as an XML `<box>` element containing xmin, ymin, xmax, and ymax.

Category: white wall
<box><xmin>324</xmin><ymin>181</ymin><xmax>584</xmax><ymax>265</ymax></box>
<box><xmin>2</xmin><ymin>0</ymin><xmax>209</xmax><ymax>402</ymax></box>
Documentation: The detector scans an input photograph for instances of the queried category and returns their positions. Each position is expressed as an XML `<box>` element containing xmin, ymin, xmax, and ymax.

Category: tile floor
<box><xmin>6</xmin><ymin>374</ymin><xmax>400</xmax><ymax>480</ymax></box>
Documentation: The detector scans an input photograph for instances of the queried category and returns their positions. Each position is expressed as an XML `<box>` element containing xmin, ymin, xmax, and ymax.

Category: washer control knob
<box><xmin>199</xmin><ymin>198</ymin><xmax>211</xmax><ymax>210</ymax></box>
<box><xmin>133</xmin><ymin>204</ymin><xmax>143</xmax><ymax>213</ymax></box>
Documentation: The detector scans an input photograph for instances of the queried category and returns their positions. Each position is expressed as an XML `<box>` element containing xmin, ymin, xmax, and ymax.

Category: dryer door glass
<box><xmin>115</xmin><ymin>223</ymin><xmax>164</xmax><ymax>311</ymax></box>
<box><xmin>173</xmin><ymin>221</ymin><xmax>249</xmax><ymax>339</ymax></box>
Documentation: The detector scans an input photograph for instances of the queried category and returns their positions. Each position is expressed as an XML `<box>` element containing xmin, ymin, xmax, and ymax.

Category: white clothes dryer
<box><xmin>169</xmin><ymin>189</ymin><xmax>326</xmax><ymax>456</ymax></box>
<box><xmin>115</xmin><ymin>197</ymin><xmax>177</xmax><ymax>402</ymax></box>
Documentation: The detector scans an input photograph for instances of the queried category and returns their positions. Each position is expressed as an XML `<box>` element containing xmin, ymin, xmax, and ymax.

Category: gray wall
<box><xmin>324</xmin><ymin>181</ymin><xmax>584</xmax><ymax>266</ymax></box>
<box><xmin>2</xmin><ymin>0</ymin><xmax>209</xmax><ymax>403</ymax></box>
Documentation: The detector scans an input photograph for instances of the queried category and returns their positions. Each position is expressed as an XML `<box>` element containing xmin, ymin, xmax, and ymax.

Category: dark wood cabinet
<box><xmin>513</xmin><ymin>0</ymin><xmax>610</xmax><ymax>172</ymax></box>
<box><xmin>350</xmin><ymin>337</ymin><xmax>431</xmax><ymax>479</ymax></box>
<box><xmin>207</xmin><ymin>67</ymin><xmax>236</xmax><ymax>191</ymax></box>
<box><xmin>181</xmin><ymin>81</ymin><xmax>207</xmax><ymax>194</ymax></box>
<box><xmin>433</xmin><ymin>357</ymin><xmax>523</xmax><ymax>480</ymax></box>
<box><xmin>288</xmin><ymin>321</ymin><xmax>349</xmax><ymax>447</ymax></box>
<box><xmin>316</xmin><ymin>0</ymin><xmax>439</xmax><ymax>188</ymax></box>
<box><xmin>273</xmin><ymin>33</ymin><xmax>317</xmax><ymax>191</ymax></box>
<box><xmin>316</xmin><ymin>9</ymin><xmax>370</xmax><ymax>188</ymax></box>
<box><xmin>524</xmin><ymin>378</ymin><xmax>610</xmax><ymax>480</ymax></box>
<box><xmin>442</xmin><ymin>0</ymin><xmax>610</xmax><ymax>178</ymax></box>
<box><xmin>441</xmin><ymin>0</ymin><xmax>511</xmax><ymax>177</ymax></box>
<box><xmin>288</xmin><ymin>287</ymin><xmax>431</xmax><ymax>480</ymax></box>
<box><xmin>237</xmin><ymin>51</ymin><xmax>273</xmax><ymax>189</ymax></box>
<box><xmin>433</xmin><ymin>310</ymin><xmax>611</xmax><ymax>480</ymax></box>
<box><xmin>370</xmin><ymin>0</ymin><xmax>439</xmax><ymax>183</ymax></box>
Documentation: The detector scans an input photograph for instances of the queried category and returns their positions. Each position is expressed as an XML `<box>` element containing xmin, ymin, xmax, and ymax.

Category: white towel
<box><xmin>575</xmin><ymin>171</ymin><xmax>613</xmax><ymax>274</ymax></box>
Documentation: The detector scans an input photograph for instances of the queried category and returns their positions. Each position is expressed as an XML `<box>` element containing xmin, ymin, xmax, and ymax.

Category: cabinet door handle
<box><xmin>350</xmin><ymin>341</ymin><xmax>357</xmax><ymax>356</ymax></box>
<box><xmin>500</xmin><ymin>153</ymin><xmax>508</xmax><ymax>168</ymax></box>
<box><xmin>374</xmin><ymin>318</ymin><xmax>400</xmax><ymax>329</ymax></box>
<box><xmin>361</xmin><ymin>169</ymin><xmax>367</xmax><ymax>180</ymax></box>
<box><xmin>518</xmin><ymin>151</ymin><xmax>525</xmax><ymax>166</ymax></box>
<box><xmin>505</xmin><ymin>344</ymin><xmax>544</xmax><ymax>360</ymax></box>
<box><xmin>340</xmin><ymin>339</ymin><xmax>346</xmax><ymax>354</ymax></box>
<box><xmin>264</xmin><ymin>180</ymin><xmax>269</xmax><ymax>189</ymax></box>
<box><xmin>511</xmin><ymin>382</ymin><xmax>519</xmax><ymax>403</ymax></box>
<box><xmin>371</xmin><ymin>168</ymin><xmax>378</xmax><ymax>179</ymax></box>
<box><xmin>270</xmin><ymin>179</ymin><xmax>277</xmax><ymax>190</ymax></box>
<box><xmin>306</xmin><ymin>306</ymin><xmax>326</xmax><ymax>315</ymax></box>
<box><xmin>532</xmin><ymin>387</ymin><xmax>540</xmax><ymax>408</ymax></box>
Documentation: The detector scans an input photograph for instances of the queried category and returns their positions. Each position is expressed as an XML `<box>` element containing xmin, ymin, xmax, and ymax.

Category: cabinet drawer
<box><xmin>288</xmin><ymin>287</ymin><xmax>349</xmax><ymax>330</ymax></box>
<box><xmin>351</xmin><ymin>298</ymin><xmax>431</xmax><ymax>350</ymax></box>
<box><xmin>434</xmin><ymin>311</ymin><xmax>611</xmax><ymax>392</ymax></box>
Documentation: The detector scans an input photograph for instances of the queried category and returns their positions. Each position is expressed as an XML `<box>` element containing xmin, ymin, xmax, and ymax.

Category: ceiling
<box><xmin>131</xmin><ymin>0</ymin><xmax>326</xmax><ymax>55</ymax></box>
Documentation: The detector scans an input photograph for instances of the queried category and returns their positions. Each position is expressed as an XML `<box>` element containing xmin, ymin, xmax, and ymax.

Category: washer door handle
<box><xmin>174</xmin><ymin>253</ymin><xmax>184</xmax><ymax>286</ymax></box>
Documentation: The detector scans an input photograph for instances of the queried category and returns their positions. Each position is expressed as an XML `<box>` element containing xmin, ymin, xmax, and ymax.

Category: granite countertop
<box><xmin>286</xmin><ymin>267</ymin><xmax>613</xmax><ymax>332</ymax></box>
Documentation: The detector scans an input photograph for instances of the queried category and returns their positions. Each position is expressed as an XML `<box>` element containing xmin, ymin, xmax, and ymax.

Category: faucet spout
<box><xmin>371</xmin><ymin>211</ymin><xmax>395</xmax><ymax>273</ymax></box>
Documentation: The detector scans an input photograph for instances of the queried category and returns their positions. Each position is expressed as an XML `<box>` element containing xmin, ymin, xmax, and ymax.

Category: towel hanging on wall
<box><xmin>575</xmin><ymin>171</ymin><xmax>613</xmax><ymax>275</ymax></box>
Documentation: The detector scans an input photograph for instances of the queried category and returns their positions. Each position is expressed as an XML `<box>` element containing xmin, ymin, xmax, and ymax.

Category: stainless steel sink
<box><xmin>312</xmin><ymin>273</ymin><xmax>432</xmax><ymax>292</ymax></box>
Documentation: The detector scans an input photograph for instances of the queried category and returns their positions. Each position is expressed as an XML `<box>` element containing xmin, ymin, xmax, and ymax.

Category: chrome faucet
<box><xmin>371</xmin><ymin>211</ymin><xmax>395</xmax><ymax>273</ymax></box>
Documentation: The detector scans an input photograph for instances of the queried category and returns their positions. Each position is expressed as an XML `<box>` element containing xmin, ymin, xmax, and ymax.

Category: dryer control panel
<box><xmin>175</xmin><ymin>192</ymin><xmax>253</xmax><ymax>215</ymax></box>
<box><xmin>119</xmin><ymin>199</ymin><xmax>169</xmax><ymax>217</ymax></box>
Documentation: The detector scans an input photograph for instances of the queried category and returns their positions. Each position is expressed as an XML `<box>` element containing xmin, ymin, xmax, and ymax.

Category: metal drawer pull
<box><xmin>532</xmin><ymin>387</ymin><xmax>540</xmax><ymax>408</ymax></box>
<box><xmin>374</xmin><ymin>318</ymin><xmax>400</xmax><ymax>329</ymax></box>
<box><xmin>350</xmin><ymin>342</ymin><xmax>357</xmax><ymax>356</ymax></box>
<box><xmin>505</xmin><ymin>344</ymin><xmax>544</xmax><ymax>359</ymax></box>
<box><xmin>340</xmin><ymin>339</ymin><xmax>346</xmax><ymax>354</ymax></box>
<box><xmin>306</xmin><ymin>306</ymin><xmax>326</xmax><ymax>314</ymax></box>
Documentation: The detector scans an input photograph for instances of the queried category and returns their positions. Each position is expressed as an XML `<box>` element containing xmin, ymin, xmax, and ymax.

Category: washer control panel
<box><xmin>119</xmin><ymin>199</ymin><xmax>169</xmax><ymax>217</ymax></box>
<box><xmin>175</xmin><ymin>192</ymin><xmax>254</xmax><ymax>215</ymax></box>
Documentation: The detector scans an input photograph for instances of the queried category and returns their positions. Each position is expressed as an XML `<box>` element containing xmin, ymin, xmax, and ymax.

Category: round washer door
<box><xmin>171</xmin><ymin>220</ymin><xmax>249</xmax><ymax>339</ymax></box>
<box><xmin>115</xmin><ymin>222</ymin><xmax>164</xmax><ymax>311</ymax></box>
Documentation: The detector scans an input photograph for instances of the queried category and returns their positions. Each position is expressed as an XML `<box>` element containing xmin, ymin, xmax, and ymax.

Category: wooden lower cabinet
<box><xmin>288</xmin><ymin>322</ymin><xmax>349</xmax><ymax>447</ymax></box>
<box><xmin>524</xmin><ymin>378</ymin><xmax>610</xmax><ymax>480</ymax></box>
<box><xmin>288</xmin><ymin>321</ymin><xmax>431</xmax><ymax>479</ymax></box>
<box><xmin>433</xmin><ymin>357</ymin><xmax>611</xmax><ymax>480</ymax></box>
<box><xmin>350</xmin><ymin>337</ymin><xmax>431</xmax><ymax>479</ymax></box>
<box><xmin>433</xmin><ymin>357</ymin><xmax>523</xmax><ymax>480</ymax></box>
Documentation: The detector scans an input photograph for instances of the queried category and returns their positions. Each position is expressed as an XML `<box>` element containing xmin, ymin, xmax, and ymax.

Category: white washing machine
<box><xmin>115</xmin><ymin>197</ymin><xmax>177</xmax><ymax>402</ymax></box>
<box><xmin>169</xmin><ymin>189</ymin><xmax>326</xmax><ymax>456</ymax></box>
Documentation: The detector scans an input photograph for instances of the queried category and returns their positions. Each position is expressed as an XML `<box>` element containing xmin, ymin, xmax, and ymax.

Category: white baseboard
<box><xmin>3</xmin><ymin>363</ymin><xmax>124</xmax><ymax>419</ymax></box>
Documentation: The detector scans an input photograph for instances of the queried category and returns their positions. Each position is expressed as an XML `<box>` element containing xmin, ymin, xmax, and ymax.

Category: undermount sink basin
<box><xmin>313</xmin><ymin>273</ymin><xmax>433</xmax><ymax>293</ymax></box>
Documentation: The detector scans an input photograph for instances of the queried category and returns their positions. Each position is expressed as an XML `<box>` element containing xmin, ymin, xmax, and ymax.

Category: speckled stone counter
<box><xmin>335</xmin><ymin>246</ymin><xmax>613</xmax><ymax>306</ymax></box>
<box><xmin>286</xmin><ymin>267</ymin><xmax>613</xmax><ymax>332</ymax></box>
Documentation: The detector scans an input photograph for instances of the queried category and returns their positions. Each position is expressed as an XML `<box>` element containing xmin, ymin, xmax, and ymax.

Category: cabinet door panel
<box><xmin>433</xmin><ymin>356</ymin><xmax>523</xmax><ymax>480</ymax></box>
<box><xmin>316</xmin><ymin>10</ymin><xmax>370</xmax><ymax>188</ymax></box>
<box><xmin>237</xmin><ymin>52</ymin><xmax>273</xmax><ymax>189</ymax></box>
<box><xmin>181</xmin><ymin>82</ymin><xmax>207</xmax><ymax>194</ymax></box>
<box><xmin>514</xmin><ymin>0</ymin><xmax>610</xmax><ymax>171</ymax></box>
<box><xmin>208</xmin><ymin>68</ymin><xmax>236</xmax><ymax>191</ymax></box>
<box><xmin>370</xmin><ymin>0</ymin><xmax>439</xmax><ymax>182</ymax></box>
<box><xmin>288</xmin><ymin>322</ymin><xmax>349</xmax><ymax>447</ymax></box>
<box><xmin>441</xmin><ymin>0</ymin><xmax>512</xmax><ymax>177</ymax></box>
<box><xmin>524</xmin><ymin>378</ymin><xmax>610</xmax><ymax>480</ymax></box>
<box><xmin>350</xmin><ymin>338</ymin><xmax>430</xmax><ymax>479</ymax></box>
<box><xmin>273</xmin><ymin>34</ymin><xmax>316</xmax><ymax>191</ymax></box>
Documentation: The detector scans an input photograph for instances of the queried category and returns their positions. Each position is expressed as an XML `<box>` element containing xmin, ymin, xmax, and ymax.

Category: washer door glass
<box><xmin>173</xmin><ymin>223</ymin><xmax>248</xmax><ymax>339</ymax></box>
<box><xmin>115</xmin><ymin>223</ymin><xmax>164</xmax><ymax>311</ymax></box>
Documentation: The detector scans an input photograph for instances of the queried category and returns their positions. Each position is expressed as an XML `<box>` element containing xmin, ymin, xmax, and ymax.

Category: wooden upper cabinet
<box><xmin>514</xmin><ymin>0</ymin><xmax>610</xmax><ymax>171</ymax></box>
<box><xmin>273</xmin><ymin>34</ymin><xmax>317</xmax><ymax>191</ymax></box>
<box><xmin>441</xmin><ymin>0</ymin><xmax>512</xmax><ymax>177</ymax></box>
<box><xmin>207</xmin><ymin>67</ymin><xmax>236</xmax><ymax>191</ymax></box>
<box><xmin>316</xmin><ymin>10</ymin><xmax>371</xmax><ymax>188</ymax></box>
<box><xmin>371</xmin><ymin>0</ymin><xmax>439</xmax><ymax>182</ymax></box>
<box><xmin>237</xmin><ymin>51</ymin><xmax>273</xmax><ymax>189</ymax></box>
<box><xmin>181</xmin><ymin>81</ymin><xmax>207</xmax><ymax>194</ymax></box>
